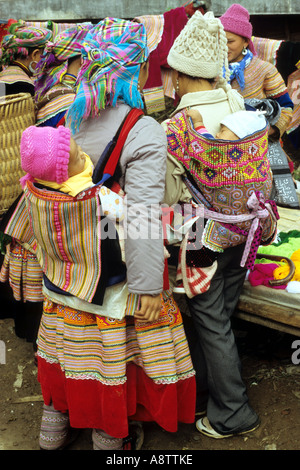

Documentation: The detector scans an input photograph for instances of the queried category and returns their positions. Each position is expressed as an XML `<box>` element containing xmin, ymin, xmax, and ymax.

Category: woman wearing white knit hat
<box><xmin>162</xmin><ymin>10</ymin><xmax>275</xmax><ymax>439</ymax></box>
<box><xmin>164</xmin><ymin>10</ymin><xmax>248</xmax><ymax>204</ymax></box>
<box><xmin>166</xmin><ymin>10</ymin><xmax>245</xmax><ymax>137</ymax></box>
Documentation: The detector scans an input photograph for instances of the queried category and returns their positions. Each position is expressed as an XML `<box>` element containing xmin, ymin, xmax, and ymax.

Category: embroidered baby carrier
<box><xmin>4</xmin><ymin>181</ymin><xmax>125</xmax><ymax>305</ymax></box>
<box><xmin>166</xmin><ymin>110</ymin><xmax>278</xmax><ymax>271</ymax></box>
<box><xmin>168</xmin><ymin>110</ymin><xmax>271</xmax><ymax>189</ymax></box>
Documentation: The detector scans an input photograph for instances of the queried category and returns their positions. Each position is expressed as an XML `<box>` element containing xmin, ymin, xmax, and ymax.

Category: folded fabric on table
<box><xmin>258</xmin><ymin>230</ymin><xmax>300</xmax><ymax>259</ymax></box>
<box><xmin>248</xmin><ymin>263</ymin><xmax>286</xmax><ymax>289</ymax></box>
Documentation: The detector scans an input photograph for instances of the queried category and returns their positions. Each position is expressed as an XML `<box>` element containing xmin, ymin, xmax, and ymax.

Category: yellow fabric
<box><xmin>36</xmin><ymin>154</ymin><xmax>94</xmax><ymax>197</ymax></box>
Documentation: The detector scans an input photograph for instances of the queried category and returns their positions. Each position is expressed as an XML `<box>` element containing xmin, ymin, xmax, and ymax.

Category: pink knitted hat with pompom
<box><xmin>219</xmin><ymin>3</ymin><xmax>256</xmax><ymax>55</ymax></box>
<box><xmin>20</xmin><ymin>125</ymin><xmax>71</xmax><ymax>186</ymax></box>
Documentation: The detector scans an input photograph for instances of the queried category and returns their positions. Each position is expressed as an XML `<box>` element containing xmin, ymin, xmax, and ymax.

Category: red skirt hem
<box><xmin>38</xmin><ymin>357</ymin><xmax>196</xmax><ymax>438</ymax></box>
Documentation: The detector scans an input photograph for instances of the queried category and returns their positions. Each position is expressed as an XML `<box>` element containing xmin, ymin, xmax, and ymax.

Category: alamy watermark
<box><xmin>290</xmin><ymin>79</ymin><xmax>300</xmax><ymax>105</ymax></box>
<box><xmin>291</xmin><ymin>339</ymin><xmax>300</xmax><ymax>365</ymax></box>
<box><xmin>97</xmin><ymin>202</ymin><xmax>204</xmax><ymax>250</ymax></box>
<box><xmin>0</xmin><ymin>340</ymin><xmax>6</xmax><ymax>364</ymax></box>
<box><xmin>0</xmin><ymin>82</ymin><xmax>5</xmax><ymax>99</ymax></box>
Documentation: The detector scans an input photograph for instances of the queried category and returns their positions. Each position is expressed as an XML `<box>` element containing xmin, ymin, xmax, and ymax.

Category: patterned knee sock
<box><xmin>39</xmin><ymin>404</ymin><xmax>70</xmax><ymax>450</ymax></box>
<box><xmin>92</xmin><ymin>429</ymin><xmax>123</xmax><ymax>450</ymax></box>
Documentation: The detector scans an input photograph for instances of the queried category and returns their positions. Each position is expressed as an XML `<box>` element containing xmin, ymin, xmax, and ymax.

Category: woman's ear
<box><xmin>243</xmin><ymin>37</ymin><xmax>250</xmax><ymax>49</ymax></box>
<box><xmin>139</xmin><ymin>60</ymin><xmax>149</xmax><ymax>90</ymax></box>
<box><xmin>171</xmin><ymin>69</ymin><xmax>179</xmax><ymax>87</ymax></box>
<box><xmin>141</xmin><ymin>60</ymin><xmax>149</xmax><ymax>73</ymax></box>
<box><xmin>30</xmin><ymin>48</ymin><xmax>42</xmax><ymax>64</ymax></box>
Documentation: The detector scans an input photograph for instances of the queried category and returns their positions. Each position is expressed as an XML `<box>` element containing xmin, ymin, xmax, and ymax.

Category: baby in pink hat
<box><xmin>20</xmin><ymin>125</ymin><xmax>93</xmax><ymax>196</ymax></box>
<box><xmin>20</xmin><ymin>125</ymin><xmax>123</xmax><ymax>219</ymax></box>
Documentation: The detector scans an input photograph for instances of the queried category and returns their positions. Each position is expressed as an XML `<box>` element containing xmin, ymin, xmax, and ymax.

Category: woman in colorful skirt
<box><xmin>29</xmin><ymin>18</ymin><xmax>196</xmax><ymax>450</ymax></box>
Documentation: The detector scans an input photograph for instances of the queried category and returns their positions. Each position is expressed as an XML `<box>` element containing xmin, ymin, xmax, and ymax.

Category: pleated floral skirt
<box><xmin>37</xmin><ymin>294</ymin><xmax>196</xmax><ymax>438</ymax></box>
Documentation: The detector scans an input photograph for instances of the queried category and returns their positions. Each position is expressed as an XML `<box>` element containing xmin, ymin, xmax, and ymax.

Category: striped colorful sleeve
<box><xmin>194</xmin><ymin>125</ymin><xmax>215</xmax><ymax>139</ymax></box>
<box><xmin>263</xmin><ymin>62</ymin><xmax>294</xmax><ymax>135</ymax></box>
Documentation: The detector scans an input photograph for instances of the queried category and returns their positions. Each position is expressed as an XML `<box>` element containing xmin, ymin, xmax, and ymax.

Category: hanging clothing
<box><xmin>136</xmin><ymin>7</ymin><xmax>188</xmax><ymax>114</ymax></box>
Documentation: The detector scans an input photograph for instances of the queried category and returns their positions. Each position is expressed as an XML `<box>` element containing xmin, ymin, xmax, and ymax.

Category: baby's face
<box><xmin>216</xmin><ymin>125</ymin><xmax>239</xmax><ymax>141</ymax></box>
<box><xmin>68</xmin><ymin>138</ymin><xmax>86</xmax><ymax>177</ymax></box>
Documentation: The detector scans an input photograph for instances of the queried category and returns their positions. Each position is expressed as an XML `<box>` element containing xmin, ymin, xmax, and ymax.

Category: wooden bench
<box><xmin>235</xmin><ymin>282</ymin><xmax>300</xmax><ymax>336</ymax></box>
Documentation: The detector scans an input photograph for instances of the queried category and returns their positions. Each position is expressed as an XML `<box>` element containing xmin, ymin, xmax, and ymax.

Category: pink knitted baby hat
<box><xmin>219</xmin><ymin>3</ymin><xmax>256</xmax><ymax>55</ymax></box>
<box><xmin>20</xmin><ymin>125</ymin><xmax>71</xmax><ymax>185</ymax></box>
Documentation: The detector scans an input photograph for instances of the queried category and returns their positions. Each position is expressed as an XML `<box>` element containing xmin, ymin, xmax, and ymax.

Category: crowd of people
<box><xmin>0</xmin><ymin>3</ymin><xmax>295</xmax><ymax>450</ymax></box>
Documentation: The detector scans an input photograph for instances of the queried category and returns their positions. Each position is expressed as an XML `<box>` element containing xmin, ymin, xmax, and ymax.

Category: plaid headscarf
<box><xmin>0</xmin><ymin>20</ymin><xmax>52</xmax><ymax>66</ymax></box>
<box><xmin>34</xmin><ymin>23</ymin><xmax>93</xmax><ymax>101</ymax></box>
<box><xmin>66</xmin><ymin>17</ymin><xmax>149</xmax><ymax>134</ymax></box>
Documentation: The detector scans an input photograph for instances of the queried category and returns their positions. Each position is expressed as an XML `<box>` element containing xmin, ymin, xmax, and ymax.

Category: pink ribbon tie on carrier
<box><xmin>240</xmin><ymin>191</ymin><xmax>279</xmax><ymax>269</ymax></box>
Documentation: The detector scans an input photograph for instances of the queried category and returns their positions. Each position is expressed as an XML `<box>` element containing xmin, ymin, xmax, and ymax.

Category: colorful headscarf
<box><xmin>66</xmin><ymin>17</ymin><xmax>149</xmax><ymax>134</ymax></box>
<box><xmin>0</xmin><ymin>20</ymin><xmax>52</xmax><ymax>67</ymax></box>
<box><xmin>34</xmin><ymin>23</ymin><xmax>93</xmax><ymax>102</ymax></box>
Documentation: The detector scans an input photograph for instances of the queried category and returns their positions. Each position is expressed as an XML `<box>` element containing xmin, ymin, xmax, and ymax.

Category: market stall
<box><xmin>235</xmin><ymin>206</ymin><xmax>300</xmax><ymax>336</ymax></box>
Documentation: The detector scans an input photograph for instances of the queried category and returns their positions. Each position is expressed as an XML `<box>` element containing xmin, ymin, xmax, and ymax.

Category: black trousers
<box><xmin>186</xmin><ymin>243</ymin><xmax>258</xmax><ymax>434</ymax></box>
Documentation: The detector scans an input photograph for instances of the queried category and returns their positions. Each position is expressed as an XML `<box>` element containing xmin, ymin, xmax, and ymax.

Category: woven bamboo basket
<box><xmin>0</xmin><ymin>92</ymin><xmax>36</xmax><ymax>216</ymax></box>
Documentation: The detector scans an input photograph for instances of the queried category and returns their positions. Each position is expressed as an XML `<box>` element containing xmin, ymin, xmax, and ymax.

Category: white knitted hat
<box><xmin>167</xmin><ymin>10</ymin><xmax>245</xmax><ymax>113</ymax></box>
<box><xmin>167</xmin><ymin>11</ymin><xmax>222</xmax><ymax>78</ymax></box>
<box><xmin>220</xmin><ymin>111</ymin><xmax>267</xmax><ymax>139</ymax></box>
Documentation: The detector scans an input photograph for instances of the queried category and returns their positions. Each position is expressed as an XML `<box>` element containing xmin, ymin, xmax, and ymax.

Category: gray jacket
<box><xmin>72</xmin><ymin>103</ymin><xmax>167</xmax><ymax>296</ymax></box>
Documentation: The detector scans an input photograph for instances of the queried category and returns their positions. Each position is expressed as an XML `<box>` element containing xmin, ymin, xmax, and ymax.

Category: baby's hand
<box><xmin>187</xmin><ymin>109</ymin><xmax>203</xmax><ymax>126</ymax></box>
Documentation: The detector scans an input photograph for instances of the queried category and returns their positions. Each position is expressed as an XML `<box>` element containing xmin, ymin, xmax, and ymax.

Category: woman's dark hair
<box><xmin>178</xmin><ymin>71</ymin><xmax>215</xmax><ymax>83</ymax></box>
<box><xmin>68</xmin><ymin>54</ymin><xmax>81</xmax><ymax>65</ymax></box>
<box><xmin>17</xmin><ymin>46</ymin><xmax>44</xmax><ymax>60</ymax></box>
